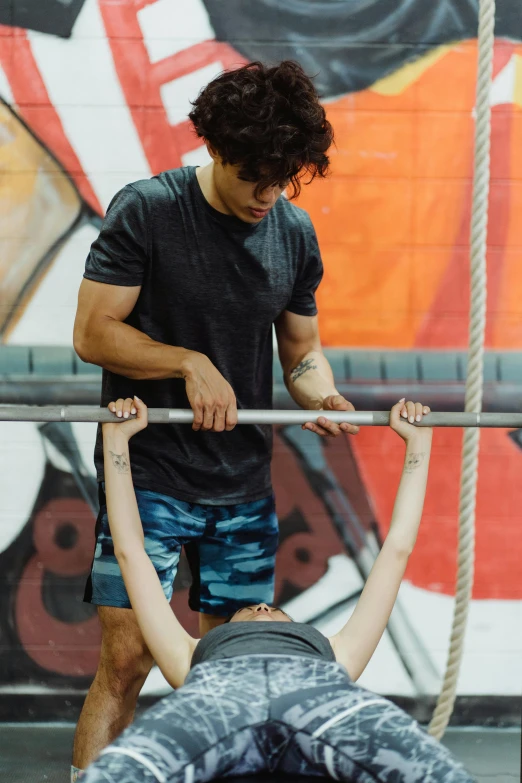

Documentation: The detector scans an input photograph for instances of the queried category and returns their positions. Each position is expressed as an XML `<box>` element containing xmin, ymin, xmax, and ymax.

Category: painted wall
<box><xmin>0</xmin><ymin>0</ymin><xmax>521</xmax><ymax>709</ymax></box>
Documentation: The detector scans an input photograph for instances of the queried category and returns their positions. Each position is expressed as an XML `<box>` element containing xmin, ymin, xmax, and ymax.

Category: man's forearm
<box><xmin>284</xmin><ymin>349</ymin><xmax>338</xmax><ymax>409</ymax></box>
<box><xmin>78</xmin><ymin>317</ymin><xmax>192</xmax><ymax>380</ymax></box>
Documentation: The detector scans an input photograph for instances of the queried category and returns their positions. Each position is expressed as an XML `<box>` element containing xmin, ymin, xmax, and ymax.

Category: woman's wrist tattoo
<box><xmin>404</xmin><ymin>452</ymin><xmax>425</xmax><ymax>473</ymax></box>
<box><xmin>290</xmin><ymin>358</ymin><xmax>318</xmax><ymax>382</ymax></box>
<box><xmin>109</xmin><ymin>451</ymin><xmax>130</xmax><ymax>474</ymax></box>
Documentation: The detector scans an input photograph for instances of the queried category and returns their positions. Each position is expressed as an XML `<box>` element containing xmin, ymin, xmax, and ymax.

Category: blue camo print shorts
<box><xmin>84</xmin><ymin>485</ymin><xmax>279</xmax><ymax>615</ymax></box>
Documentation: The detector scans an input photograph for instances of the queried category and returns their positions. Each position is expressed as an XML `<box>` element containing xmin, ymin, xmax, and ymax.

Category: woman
<box><xmin>82</xmin><ymin>397</ymin><xmax>474</xmax><ymax>783</ymax></box>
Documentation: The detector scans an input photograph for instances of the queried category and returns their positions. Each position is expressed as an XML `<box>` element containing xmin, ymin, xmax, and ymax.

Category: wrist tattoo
<box><xmin>404</xmin><ymin>452</ymin><xmax>425</xmax><ymax>473</ymax></box>
<box><xmin>290</xmin><ymin>358</ymin><xmax>318</xmax><ymax>383</ymax></box>
<box><xmin>109</xmin><ymin>451</ymin><xmax>130</xmax><ymax>474</ymax></box>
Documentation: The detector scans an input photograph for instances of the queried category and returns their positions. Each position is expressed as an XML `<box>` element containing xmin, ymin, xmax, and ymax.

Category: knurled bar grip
<box><xmin>1</xmin><ymin>406</ymin><xmax>522</xmax><ymax>427</ymax></box>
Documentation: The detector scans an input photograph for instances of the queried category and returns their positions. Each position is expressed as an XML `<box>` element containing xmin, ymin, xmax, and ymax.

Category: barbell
<box><xmin>1</xmin><ymin>405</ymin><xmax>522</xmax><ymax>427</ymax></box>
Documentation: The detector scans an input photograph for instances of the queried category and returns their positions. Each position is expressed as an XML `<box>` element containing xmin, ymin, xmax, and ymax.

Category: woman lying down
<box><xmin>82</xmin><ymin>397</ymin><xmax>475</xmax><ymax>783</ymax></box>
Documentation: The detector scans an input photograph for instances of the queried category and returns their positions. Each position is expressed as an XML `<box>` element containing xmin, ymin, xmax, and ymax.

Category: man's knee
<box><xmin>97</xmin><ymin>642</ymin><xmax>152</xmax><ymax>697</ymax></box>
<box><xmin>95</xmin><ymin>606</ymin><xmax>153</xmax><ymax>698</ymax></box>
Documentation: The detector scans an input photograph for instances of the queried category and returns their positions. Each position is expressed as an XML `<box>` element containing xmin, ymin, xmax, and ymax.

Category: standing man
<box><xmin>72</xmin><ymin>60</ymin><xmax>358</xmax><ymax>777</ymax></box>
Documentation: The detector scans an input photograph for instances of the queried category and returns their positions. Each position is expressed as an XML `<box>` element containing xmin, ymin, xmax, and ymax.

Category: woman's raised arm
<box><xmin>328</xmin><ymin>399</ymin><xmax>433</xmax><ymax>681</ymax></box>
<box><xmin>102</xmin><ymin>396</ymin><xmax>198</xmax><ymax>688</ymax></box>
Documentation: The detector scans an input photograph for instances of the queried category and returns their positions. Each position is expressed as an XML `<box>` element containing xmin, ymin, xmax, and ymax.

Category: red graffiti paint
<box><xmin>351</xmin><ymin>426</ymin><xmax>522</xmax><ymax>599</ymax></box>
<box><xmin>0</xmin><ymin>26</ymin><xmax>102</xmax><ymax>213</ymax></box>
<box><xmin>15</xmin><ymin>498</ymin><xmax>101</xmax><ymax>676</ymax></box>
<box><xmin>98</xmin><ymin>0</ymin><xmax>246</xmax><ymax>176</ymax></box>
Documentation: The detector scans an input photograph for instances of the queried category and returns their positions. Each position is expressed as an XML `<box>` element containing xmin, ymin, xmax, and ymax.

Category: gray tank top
<box><xmin>191</xmin><ymin>622</ymin><xmax>336</xmax><ymax>669</ymax></box>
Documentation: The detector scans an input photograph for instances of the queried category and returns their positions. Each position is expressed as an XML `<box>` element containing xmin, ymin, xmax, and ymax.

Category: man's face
<box><xmin>213</xmin><ymin>159</ymin><xmax>288</xmax><ymax>224</ymax></box>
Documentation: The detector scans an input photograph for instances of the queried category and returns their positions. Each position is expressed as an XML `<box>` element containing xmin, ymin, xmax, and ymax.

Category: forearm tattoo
<box><xmin>109</xmin><ymin>451</ymin><xmax>130</xmax><ymax>474</ymax></box>
<box><xmin>290</xmin><ymin>358</ymin><xmax>318</xmax><ymax>382</ymax></box>
<box><xmin>404</xmin><ymin>452</ymin><xmax>425</xmax><ymax>474</ymax></box>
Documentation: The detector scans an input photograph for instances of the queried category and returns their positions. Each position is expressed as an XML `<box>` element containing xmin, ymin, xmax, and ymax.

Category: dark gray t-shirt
<box><xmin>84</xmin><ymin>166</ymin><xmax>323</xmax><ymax>504</ymax></box>
<box><xmin>190</xmin><ymin>622</ymin><xmax>336</xmax><ymax>669</ymax></box>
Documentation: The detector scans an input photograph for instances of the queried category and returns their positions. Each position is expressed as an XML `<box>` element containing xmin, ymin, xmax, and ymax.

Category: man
<box><xmin>72</xmin><ymin>60</ymin><xmax>358</xmax><ymax>777</ymax></box>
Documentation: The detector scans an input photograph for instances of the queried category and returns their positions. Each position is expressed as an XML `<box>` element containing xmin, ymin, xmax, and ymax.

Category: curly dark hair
<box><xmin>188</xmin><ymin>61</ymin><xmax>333</xmax><ymax>199</ymax></box>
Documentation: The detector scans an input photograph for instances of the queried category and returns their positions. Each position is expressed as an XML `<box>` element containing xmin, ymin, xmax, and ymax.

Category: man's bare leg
<box><xmin>72</xmin><ymin>606</ymin><xmax>153</xmax><ymax>771</ymax></box>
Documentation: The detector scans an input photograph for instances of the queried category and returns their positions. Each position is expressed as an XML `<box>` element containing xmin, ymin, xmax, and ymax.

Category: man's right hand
<box><xmin>181</xmin><ymin>351</ymin><xmax>238</xmax><ymax>432</ymax></box>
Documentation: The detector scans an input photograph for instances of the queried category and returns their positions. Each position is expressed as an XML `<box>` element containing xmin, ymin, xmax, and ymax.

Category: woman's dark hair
<box><xmin>189</xmin><ymin>60</ymin><xmax>333</xmax><ymax>199</ymax></box>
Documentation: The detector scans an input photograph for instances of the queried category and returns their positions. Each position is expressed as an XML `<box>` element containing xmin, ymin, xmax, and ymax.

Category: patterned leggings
<box><xmin>81</xmin><ymin>655</ymin><xmax>475</xmax><ymax>783</ymax></box>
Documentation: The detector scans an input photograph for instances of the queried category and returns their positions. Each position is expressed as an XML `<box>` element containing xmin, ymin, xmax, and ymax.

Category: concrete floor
<box><xmin>0</xmin><ymin>724</ymin><xmax>519</xmax><ymax>782</ymax></box>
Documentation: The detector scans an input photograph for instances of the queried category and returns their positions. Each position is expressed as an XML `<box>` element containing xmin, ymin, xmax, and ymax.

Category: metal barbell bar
<box><xmin>1</xmin><ymin>405</ymin><xmax>522</xmax><ymax>427</ymax></box>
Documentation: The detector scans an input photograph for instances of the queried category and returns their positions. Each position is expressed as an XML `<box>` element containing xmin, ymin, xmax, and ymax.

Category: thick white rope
<box><xmin>428</xmin><ymin>0</ymin><xmax>496</xmax><ymax>740</ymax></box>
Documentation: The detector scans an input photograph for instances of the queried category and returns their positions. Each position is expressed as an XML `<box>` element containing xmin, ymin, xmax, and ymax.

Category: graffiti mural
<box><xmin>1</xmin><ymin>0</ymin><xmax>521</xmax><ymax>712</ymax></box>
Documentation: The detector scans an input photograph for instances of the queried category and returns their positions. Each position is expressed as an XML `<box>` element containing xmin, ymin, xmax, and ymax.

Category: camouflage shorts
<box><xmin>84</xmin><ymin>485</ymin><xmax>278</xmax><ymax>615</ymax></box>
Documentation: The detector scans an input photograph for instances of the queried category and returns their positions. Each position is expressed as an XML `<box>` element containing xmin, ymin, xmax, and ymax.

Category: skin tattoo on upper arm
<box><xmin>290</xmin><ymin>358</ymin><xmax>318</xmax><ymax>382</ymax></box>
<box><xmin>109</xmin><ymin>451</ymin><xmax>130</xmax><ymax>474</ymax></box>
<box><xmin>404</xmin><ymin>452</ymin><xmax>425</xmax><ymax>474</ymax></box>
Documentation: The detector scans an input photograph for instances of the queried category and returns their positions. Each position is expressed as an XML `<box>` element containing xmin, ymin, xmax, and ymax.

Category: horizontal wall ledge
<box><xmin>1</xmin><ymin>347</ymin><xmax>521</xmax><ymax>409</ymax></box>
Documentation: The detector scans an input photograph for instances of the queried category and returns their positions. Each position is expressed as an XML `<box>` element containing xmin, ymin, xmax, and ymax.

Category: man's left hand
<box><xmin>302</xmin><ymin>394</ymin><xmax>359</xmax><ymax>437</ymax></box>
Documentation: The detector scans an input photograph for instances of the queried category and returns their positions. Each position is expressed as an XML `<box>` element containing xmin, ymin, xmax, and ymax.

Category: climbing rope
<box><xmin>428</xmin><ymin>0</ymin><xmax>496</xmax><ymax>740</ymax></box>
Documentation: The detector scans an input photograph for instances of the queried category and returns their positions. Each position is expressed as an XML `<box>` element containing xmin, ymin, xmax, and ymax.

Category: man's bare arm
<box><xmin>274</xmin><ymin>310</ymin><xmax>358</xmax><ymax>436</ymax></box>
<box><xmin>73</xmin><ymin>279</ymin><xmax>191</xmax><ymax>380</ymax></box>
<box><xmin>73</xmin><ymin>278</ymin><xmax>237</xmax><ymax>431</ymax></box>
<box><xmin>275</xmin><ymin>311</ymin><xmax>336</xmax><ymax>403</ymax></box>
